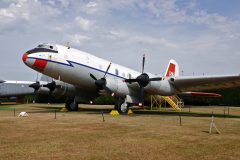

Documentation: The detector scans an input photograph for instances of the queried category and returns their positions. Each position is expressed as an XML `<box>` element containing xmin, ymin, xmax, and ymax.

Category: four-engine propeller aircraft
<box><xmin>22</xmin><ymin>43</ymin><xmax>240</xmax><ymax>113</ymax></box>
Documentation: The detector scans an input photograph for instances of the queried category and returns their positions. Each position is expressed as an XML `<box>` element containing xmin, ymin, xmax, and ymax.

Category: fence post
<box><xmin>101</xmin><ymin>111</ymin><xmax>105</xmax><ymax>122</ymax></box>
<box><xmin>179</xmin><ymin>113</ymin><xmax>182</xmax><ymax>126</ymax></box>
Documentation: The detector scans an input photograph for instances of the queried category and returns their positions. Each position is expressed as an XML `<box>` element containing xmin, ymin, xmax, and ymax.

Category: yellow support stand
<box><xmin>60</xmin><ymin>107</ymin><xmax>68</xmax><ymax>112</ymax></box>
<box><xmin>128</xmin><ymin>109</ymin><xmax>134</xmax><ymax>115</ymax></box>
<box><xmin>110</xmin><ymin>110</ymin><xmax>119</xmax><ymax>115</ymax></box>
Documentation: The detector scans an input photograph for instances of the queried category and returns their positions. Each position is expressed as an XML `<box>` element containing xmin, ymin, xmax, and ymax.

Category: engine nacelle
<box><xmin>53</xmin><ymin>81</ymin><xmax>78</xmax><ymax>97</ymax></box>
<box><xmin>37</xmin><ymin>80</ymin><xmax>77</xmax><ymax>97</ymax></box>
<box><xmin>146</xmin><ymin>78</ymin><xmax>176</xmax><ymax>96</ymax></box>
<box><xmin>106</xmin><ymin>78</ymin><xmax>138</xmax><ymax>97</ymax></box>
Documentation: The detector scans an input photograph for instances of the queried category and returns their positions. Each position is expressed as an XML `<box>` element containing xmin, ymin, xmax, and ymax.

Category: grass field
<box><xmin>0</xmin><ymin>104</ymin><xmax>240</xmax><ymax>160</ymax></box>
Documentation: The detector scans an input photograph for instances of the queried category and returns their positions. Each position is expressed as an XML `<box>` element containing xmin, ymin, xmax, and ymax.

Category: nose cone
<box><xmin>22</xmin><ymin>51</ymin><xmax>48</xmax><ymax>72</ymax></box>
<box><xmin>22</xmin><ymin>52</ymin><xmax>34</xmax><ymax>67</ymax></box>
<box><xmin>22</xmin><ymin>53</ymin><xmax>28</xmax><ymax>62</ymax></box>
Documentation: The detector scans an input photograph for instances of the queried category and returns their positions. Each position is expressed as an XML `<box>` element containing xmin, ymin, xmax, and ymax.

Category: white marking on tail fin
<box><xmin>164</xmin><ymin>59</ymin><xmax>179</xmax><ymax>77</ymax></box>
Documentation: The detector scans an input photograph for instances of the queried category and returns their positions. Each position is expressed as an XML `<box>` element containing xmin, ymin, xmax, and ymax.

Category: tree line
<box><xmin>1</xmin><ymin>87</ymin><xmax>240</xmax><ymax>106</ymax></box>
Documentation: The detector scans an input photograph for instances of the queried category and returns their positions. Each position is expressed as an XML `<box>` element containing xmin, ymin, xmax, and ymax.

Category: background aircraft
<box><xmin>0</xmin><ymin>75</ymin><xmax>79</xmax><ymax>104</ymax></box>
<box><xmin>22</xmin><ymin>43</ymin><xmax>240</xmax><ymax>113</ymax></box>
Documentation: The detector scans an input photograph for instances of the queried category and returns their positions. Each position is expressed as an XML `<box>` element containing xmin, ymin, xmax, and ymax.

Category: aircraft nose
<box><xmin>22</xmin><ymin>52</ymin><xmax>28</xmax><ymax>62</ymax></box>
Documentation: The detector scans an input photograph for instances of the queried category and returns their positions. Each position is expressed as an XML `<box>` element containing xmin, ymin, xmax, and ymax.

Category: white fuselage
<box><xmin>23</xmin><ymin>44</ymin><xmax>176</xmax><ymax>101</ymax></box>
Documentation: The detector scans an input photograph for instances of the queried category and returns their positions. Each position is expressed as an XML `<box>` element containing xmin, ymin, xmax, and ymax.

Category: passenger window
<box><xmin>122</xmin><ymin>73</ymin><xmax>125</xmax><ymax>77</ymax></box>
<box><xmin>115</xmin><ymin>69</ymin><xmax>119</xmax><ymax>76</ymax></box>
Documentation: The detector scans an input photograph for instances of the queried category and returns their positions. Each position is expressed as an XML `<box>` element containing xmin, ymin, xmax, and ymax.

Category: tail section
<box><xmin>164</xmin><ymin>59</ymin><xmax>179</xmax><ymax>77</ymax></box>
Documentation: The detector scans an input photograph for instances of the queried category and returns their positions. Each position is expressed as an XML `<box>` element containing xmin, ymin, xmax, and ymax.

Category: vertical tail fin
<box><xmin>164</xmin><ymin>59</ymin><xmax>179</xmax><ymax>77</ymax></box>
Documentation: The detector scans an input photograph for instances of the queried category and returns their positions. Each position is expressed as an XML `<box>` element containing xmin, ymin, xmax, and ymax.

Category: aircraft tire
<box><xmin>115</xmin><ymin>98</ymin><xmax>129</xmax><ymax>114</ymax></box>
<box><xmin>65</xmin><ymin>99</ymin><xmax>78</xmax><ymax>111</ymax></box>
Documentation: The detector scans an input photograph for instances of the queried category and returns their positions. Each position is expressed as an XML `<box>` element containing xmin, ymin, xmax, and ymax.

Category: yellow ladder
<box><xmin>162</xmin><ymin>96</ymin><xmax>182</xmax><ymax>111</ymax></box>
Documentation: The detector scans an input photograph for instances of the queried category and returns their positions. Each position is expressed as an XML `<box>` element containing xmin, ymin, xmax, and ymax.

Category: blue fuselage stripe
<box><xmin>27</xmin><ymin>57</ymin><xmax>127</xmax><ymax>80</ymax></box>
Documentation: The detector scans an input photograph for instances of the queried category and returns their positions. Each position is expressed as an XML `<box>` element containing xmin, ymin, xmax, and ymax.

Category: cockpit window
<box><xmin>37</xmin><ymin>44</ymin><xmax>56</xmax><ymax>50</ymax></box>
<box><xmin>27</xmin><ymin>44</ymin><xmax>58</xmax><ymax>54</ymax></box>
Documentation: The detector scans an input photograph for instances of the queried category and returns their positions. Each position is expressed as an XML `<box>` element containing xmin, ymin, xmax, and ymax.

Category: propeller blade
<box><xmin>90</xmin><ymin>73</ymin><xmax>97</xmax><ymax>81</ymax></box>
<box><xmin>36</xmin><ymin>72</ymin><xmax>39</xmax><ymax>82</ymax></box>
<box><xmin>29</xmin><ymin>81</ymin><xmax>41</xmax><ymax>103</ymax></box>
<box><xmin>43</xmin><ymin>81</ymin><xmax>57</xmax><ymax>104</ymax></box>
<box><xmin>48</xmin><ymin>91</ymin><xmax>53</xmax><ymax>104</ymax></box>
<box><xmin>43</xmin><ymin>81</ymin><xmax>56</xmax><ymax>92</ymax></box>
<box><xmin>149</xmin><ymin>77</ymin><xmax>163</xmax><ymax>81</ymax></box>
<box><xmin>29</xmin><ymin>81</ymin><xmax>41</xmax><ymax>91</ymax></box>
<box><xmin>124</xmin><ymin>79</ymin><xmax>137</xmax><ymax>83</ymax></box>
<box><xmin>142</xmin><ymin>54</ymin><xmax>145</xmax><ymax>74</ymax></box>
<box><xmin>103</xmin><ymin>62</ymin><xmax>112</xmax><ymax>78</ymax></box>
<box><xmin>139</xmin><ymin>87</ymin><xmax>145</xmax><ymax>107</ymax></box>
<box><xmin>33</xmin><ymin>90</ymin><xmax>38</xmax><ymax>103</ymax></box>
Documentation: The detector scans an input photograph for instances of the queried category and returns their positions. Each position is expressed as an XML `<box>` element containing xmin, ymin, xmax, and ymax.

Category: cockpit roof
<box><xmin>37</xmin><ymin>44</ymin><xmax>57</xmax><ymax>51</ymax></box>
<box><xmin>27</xmin><ymin>43</ymin><xmax>58</xmax><ymax>54</ymax></box>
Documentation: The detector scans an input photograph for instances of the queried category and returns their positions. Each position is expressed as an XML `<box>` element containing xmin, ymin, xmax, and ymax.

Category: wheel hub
<box><xmin>120</xmin><ymin>103</ymin><xmax>128</xmax><ymax>113</ymax></box>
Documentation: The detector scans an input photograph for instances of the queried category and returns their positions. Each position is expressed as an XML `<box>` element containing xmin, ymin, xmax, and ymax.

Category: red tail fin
<box><xmin>164</xmin><ymin>59</ymin><xmax>179</xmax><ymax>77</ymax></box>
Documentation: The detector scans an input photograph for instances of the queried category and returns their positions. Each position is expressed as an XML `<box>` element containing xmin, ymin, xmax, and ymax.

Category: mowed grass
<box><xmin>0</xmin><ymin>104</ymin><xmax>240</xmax><ymax>160</ymax></box>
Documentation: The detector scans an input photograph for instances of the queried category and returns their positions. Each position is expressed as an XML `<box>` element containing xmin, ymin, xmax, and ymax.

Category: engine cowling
<box><xmin>145</xmin><ymin>78</ymin><xmax>176</xmax><ymax>96</ymax></box>
<box><xmin>105</xmin><ymin>78</ymin><xmax>139</xmax><ymax>97</ymax></box>
<box><xmin>37</xmin><ymin>80</ymin><xmax>77</xmax><ymax>97</ymax></box>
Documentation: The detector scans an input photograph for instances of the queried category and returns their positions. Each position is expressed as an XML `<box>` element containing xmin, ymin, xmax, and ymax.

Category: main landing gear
<box><xmin>65</xmin><ymin>97</ymin><xmax>131</xmax><ymax>114</ymax></box>
<box><xmin>114</xmin><ymin>97</ymin><xmax>131</xmax><ymax>114</ymax></box>
<box><xmin>65</xmin><ymin>99</ymin><xmax>78</xmax><ymax>111</ymax></box>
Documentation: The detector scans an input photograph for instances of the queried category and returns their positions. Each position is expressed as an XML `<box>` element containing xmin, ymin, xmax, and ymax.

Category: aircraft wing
<box><xmin>173</xmin><ymin>74</ymin><xmax>240</xmax><ymax>92</ymax></box>
<box><xmin>0</xmin><ymin>81</ymin><xmax>35</xmax><ymax>97</ymax></box>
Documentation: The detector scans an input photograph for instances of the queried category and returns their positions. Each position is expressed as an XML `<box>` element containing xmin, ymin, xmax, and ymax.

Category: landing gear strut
<box><xmin>65</xmin><ymin>99</ymin><xmax>78</xmax><ymax>111</ymax></box>
<box><xmin>114</xmin><ymin>97</ymin><xmax>130</xmax><ymax>114</ymax></box>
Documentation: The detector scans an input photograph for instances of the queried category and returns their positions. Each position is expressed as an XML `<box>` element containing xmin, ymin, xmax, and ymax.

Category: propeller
<box><xmin>29</xmin><ymin>81</ymin><xmax>41</xmax><ymax>93</ymax></box>
<box><xmin>90</xmin><ymin>62</ymin><xmax>113</xmax><ymax>95</ymax></box>
<box><xmin>43</xmin><ymin>80</ymin><xmax>61</xmax><ymax>103</ymax></box>
<box><xmin>124</xmin><ymin>54</ymin><xmax>162</xmax><ymax>107</ymax></box>
<box><xmin>29</xmin><ymin>73</ymin><xmax>41</xmax><ymax>103</ymax></box>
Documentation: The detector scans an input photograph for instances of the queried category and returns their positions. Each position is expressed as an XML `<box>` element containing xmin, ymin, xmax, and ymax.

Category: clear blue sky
<box><xmin>0</xmin><ymin>0</ymin><xmax>240</xmax><ymax>80</ymax></box>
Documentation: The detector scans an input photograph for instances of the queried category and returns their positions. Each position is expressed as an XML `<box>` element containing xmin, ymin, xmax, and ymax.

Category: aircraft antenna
<box><xmin>36</xmin><ymin>72</ymin><xmax>39</xmax><ymax>81</ymax></box>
